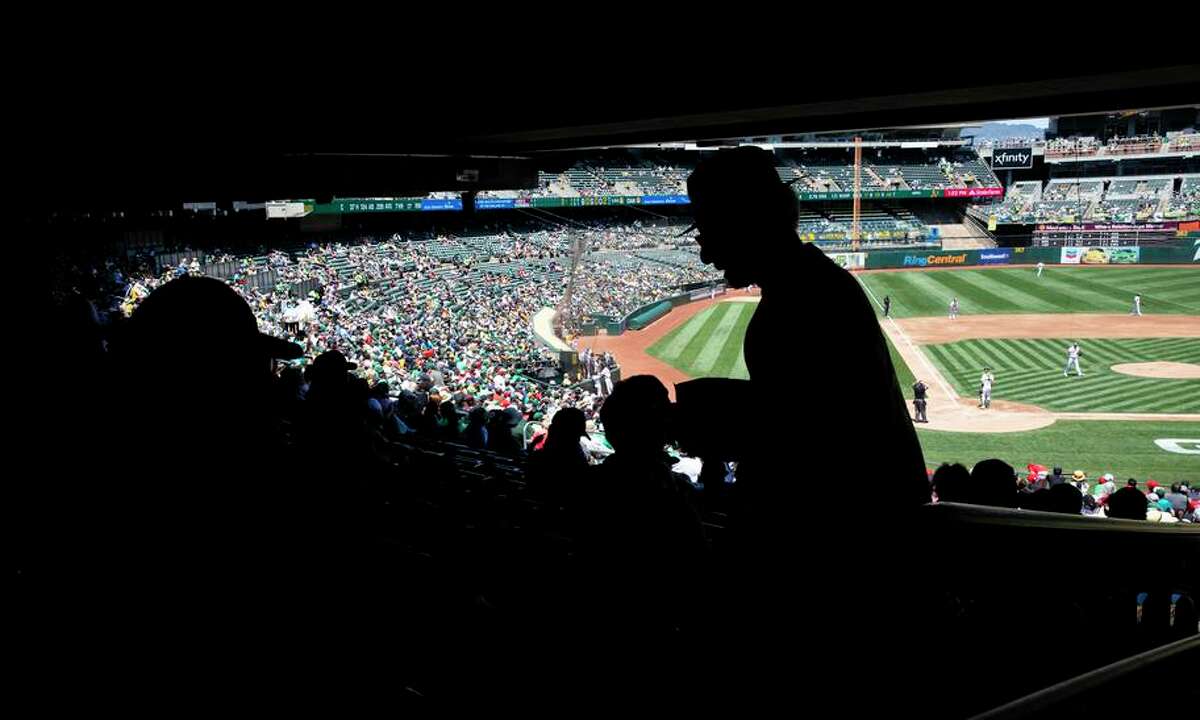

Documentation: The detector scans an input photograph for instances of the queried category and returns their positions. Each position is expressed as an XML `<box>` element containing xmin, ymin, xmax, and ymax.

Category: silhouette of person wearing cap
<box><xmin>684</xmin><ymin>147</ymin><xmax>927</xmax><ymax>519</ymax></box>
<box><xmin>65</xmin><ymin>277</ymin><xmax>370</xmax><ymax>683</ymax></box>
<box><xmin>682</xmin><ymin>146</ymin><xmax>928</xmax><ymax>705</ymax></box>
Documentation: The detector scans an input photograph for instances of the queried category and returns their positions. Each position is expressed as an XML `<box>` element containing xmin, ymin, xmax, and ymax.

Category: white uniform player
<box><xmin>949</xmin><ymin>297</ymin><xmax>959</xmax><ymax>320</ymax></box>
<box><xmin>1064</xmin><ymin>342</ymin><xmax>1083</xmax><ymax>377</ymax></box>
<box><xmin>1131</xmin><ymin>294</ymin><xmax>1142</xmax><ymax>316</ymax></box>
<box><xmin>1036</xmin><ymin>261</ymin><xmax>1045</xmax><ymax>278</ymax></box>
<box><xmin>979</xmin><ymin>369</ymin><xmax>995</xmax><ymax>409</ymax></box>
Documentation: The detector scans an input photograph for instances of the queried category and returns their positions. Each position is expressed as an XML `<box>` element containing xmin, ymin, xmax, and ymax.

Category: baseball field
<box><xmin>619</xmin><ymin>265</ymin><xmax>1200</xmax><ymax>483</ymax></box>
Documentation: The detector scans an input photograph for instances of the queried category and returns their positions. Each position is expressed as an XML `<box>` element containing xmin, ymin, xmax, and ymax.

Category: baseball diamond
<box><xmin>596</xmin><ymin>264</ymin><xmax>1200</xmax><ymax>484</ymax></box>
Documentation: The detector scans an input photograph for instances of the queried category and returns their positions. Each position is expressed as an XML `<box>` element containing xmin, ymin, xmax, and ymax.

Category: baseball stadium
<box><xmin>25</xmin><ymin>60</ymin><xmax>1200</xmax><ymax>713</ymax></box>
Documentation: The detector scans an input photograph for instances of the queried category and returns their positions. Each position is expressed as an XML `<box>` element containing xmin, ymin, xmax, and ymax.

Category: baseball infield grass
<box><xmin>915</xmin><ymin>421</ymin><xmax>1200</xmax><ymax>485</ymax></box>
<box><xmin>924</xmin><ymin>338</ymin><xmax>1200</xmax><ymax>413</ymax></box>
<box><xmin>859</xmin><ymin>266</ymin><xmax>1200</xmax><ymax>319</ymax></box>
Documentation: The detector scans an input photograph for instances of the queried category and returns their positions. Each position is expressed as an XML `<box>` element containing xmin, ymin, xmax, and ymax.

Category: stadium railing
<box><xmin>967</xmin><ymin>635</ymin><xmax>1200</xmax><ymax>720</ymax></box>
<box><xmin>912</xmin><ymin>502</ymin><xmax>1199</xmax><ymax>716</ymax></box>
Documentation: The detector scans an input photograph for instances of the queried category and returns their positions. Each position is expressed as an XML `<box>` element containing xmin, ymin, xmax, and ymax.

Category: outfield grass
<box><xmin>916</xmin><ymin>421</ymin><xmax>1200</xmax><ymax>485</ymax></box>
<box><xmin>646</xmin><ymin>301</ymin><xmax>752</xmax><ymax>380</ymax></box>
<box><xmin>924</xmin><ymin>337</ymin><xmax>1200</xmax><ymax>413</ymax></box>
<box><xmin>859</xmin><ymin>266</ymin><xmax>1200</xmax><ymax>319</ymax></box>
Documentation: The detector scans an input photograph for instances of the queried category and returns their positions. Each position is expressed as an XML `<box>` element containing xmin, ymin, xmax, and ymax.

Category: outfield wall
<box><xmin>573</xmin><ymin>241</ymin><xmax>1197</xmax><ymax>336</ymax></box>
<box><xmin>860</xmin><ymin>241</ymin><xmax>1198</xmax><ymax>269</ymax></box>
<box><xmin>576</xmin><ymin>283</ymin><xmax>727</xmax><ymax>336</ymax></box>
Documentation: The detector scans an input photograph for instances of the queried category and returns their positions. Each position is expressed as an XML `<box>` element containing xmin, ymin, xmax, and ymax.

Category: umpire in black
<box><xmin>913</xmin><ymin>379</ymin><xmax>929</xmax><ymax>423</ymax></box>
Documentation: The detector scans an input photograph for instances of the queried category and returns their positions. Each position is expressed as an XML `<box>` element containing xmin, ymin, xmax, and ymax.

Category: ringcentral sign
<box><xmin>902</xmin><ymin>253</ymin><xmax>969</xmax><ymax>267</ymax></box>
<box><xmin>991</xmin><ymin>147</ymin><xmax>1034</xmax><ymax>170</ymax></box>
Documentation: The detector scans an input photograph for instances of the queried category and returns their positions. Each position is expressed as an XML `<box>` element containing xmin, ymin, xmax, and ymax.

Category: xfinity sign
<box><xmin>991</xmin><ymin>147</ymin><xmax>1033</xmax><ymax>170</ymax></box>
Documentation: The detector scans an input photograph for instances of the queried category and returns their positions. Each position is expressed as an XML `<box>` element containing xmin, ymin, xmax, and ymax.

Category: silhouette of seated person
<box><xmin>436</xmin><ymin>400</ymin><xmax>461</xmax><ymax>442</ymax></box>
<box><xmin>573</xmin><ymin>375</ymin><xmax>706</xmax><ymax>639</ymax></box>
<box><xmin>464</xmin><ymin>406</ymin><xmax>489</xmax><ymax>449</ymax></box>
<box><xmin>1107</xmin><ymin>486</ymin><xmax>1149</xmax><ymax>520</ymax></box>
<box><xmin>681</xmin><ymin>147</ymin><xmax>928</xmax><ymax>546</ymax></box>
<box><xmin>296</xmin><ymin>350</ymin><xmax>380</xmax><ymax>487</ymax></box>
<box><xmin>1044</xmin><ymin>483</ymin><xmax>1083</xmax><ymax>515</ymax></box>
<box><xmin>92</xmin><ymin>276</ymin><xmax>370</xmax><ymax>679</ymax></box>
<box><xmin>485</xmin><ymin>407</ymin><xmax>524</xmax><ymax>456</ymax></box>
<box><xmin>274</xmin><ymin>365</ymin><xmax>306</xmax><ymax>422</ymax></box>
<box><xmin>934</xmin><ymin>462</ymin><xmax>972</xmax><ymax>503</ymax></box>
<box><xmin>968</xmin><ymin>459</ymin><xmax>1018</xmax><ymax>508</ymax></box>
<box><xmin>526</xmin><ymin>407</ymin><xmax>591</xmax><ymax>508</ymax></box>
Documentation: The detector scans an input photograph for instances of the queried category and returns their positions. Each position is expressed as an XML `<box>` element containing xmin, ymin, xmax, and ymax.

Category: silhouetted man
<box><xmin>684</xmin><ymin>147</ymin><xmax>927</xmax><ymax>517</ymax></box>
<box><xmin>683</xmin><ymin>146</ymin><xmax>928</xmax><ymax>707</ymax></box>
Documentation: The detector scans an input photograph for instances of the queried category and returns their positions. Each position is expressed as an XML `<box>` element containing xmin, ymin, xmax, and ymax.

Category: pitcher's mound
<box><xmin>1111</xmin><ymin>362</ymin><xmax>1200</xmax><ymax>379</ymax></box>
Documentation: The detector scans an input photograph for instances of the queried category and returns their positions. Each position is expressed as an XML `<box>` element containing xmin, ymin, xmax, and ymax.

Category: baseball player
<box><xmin>912</xmin><ymin>380</ymin><xmax>929</xmax><ymax>423</ymax></box>
<box><xmin>949</xmin><ymin>297</ymin><xmax>959</xmax><ymax>320</ymax></box>
<box><xmin>1036</xmin><ymin>261</ymin><xmax>1045</xmax><ymax>278</ymax></box>
<box><xmin>979</xmin><ymin>367</ymin><xmax>995</xmax><ymax>409</ymax></box>
<box><xmin>883</xmin><ymin>295</ymin><xmax>891</xmax><ymax>318</ymax></box>
<box><xmin>1064</xmin><ymin>342</ymin><xmax>1083</xmax><ymax>377</ymax></box>
<box><xmin>1131</xmin><ymin>294</ymin><xmax>1142</xmax><ymax>316</ymax></box>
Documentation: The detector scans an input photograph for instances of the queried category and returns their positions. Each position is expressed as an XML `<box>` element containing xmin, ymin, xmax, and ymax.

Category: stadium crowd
<box><xmin>932</xmin><ymin>462</ymin><xmax>1200</xmax><ymax>523</ymax></box>
<box><xmin>53</xmin><ymin>225</ymin><xmax>718</xmax><ymax>436</ymax></box>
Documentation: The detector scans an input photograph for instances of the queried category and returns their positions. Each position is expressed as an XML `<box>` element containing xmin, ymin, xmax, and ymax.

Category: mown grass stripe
<box><xmin>650</xmin><ymin>305</ymin><xmax>719</xmax><ymax>361</ymax></box>
<box><xmin>690</xmin><ymin>303</ymin><xmax>748</xmax><ymax>373</ymax></box>
<box><xmin>707</xmin><ymin>306</ymin><xmax>754</xmax><ymax>378</ymax></box>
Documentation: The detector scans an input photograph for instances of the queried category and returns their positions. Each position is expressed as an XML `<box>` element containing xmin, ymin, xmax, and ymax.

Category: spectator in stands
<box><xmin>464</xmin><ymin>406</ymin><xmax>489</xmax><ymax>449</ymax></box>
<box><xmin>437</xmin><ymin>400</ymin><xmax>461</xmax><ymax>442</ymax></box>
<box><xmin>1165</xmin><ymin>484</ymin><xmax>1189</xmax><ymax>519</ymax></box>
<box><xmin>1045</xmin><ymin>484</ymin><xmax>1084</xmax><ymax>515</ymax></box>
<box><xmin>1106</xmin><ymin>487</ymin><xmax>1149</xmax><ymax>520</ymax></box>
<box><xmin>1151</xmin><ymin>487</ymin><xmax>1173</xmax><ymax>514</ymax></box>
<box><xmin>969</xmin><ymin>459</ymin><xmax>1017</xmax><ymax>508</ymax></box>
<box><xmin>526</xmin><ymin>407</ymin><xmax>591</xmax><ymax>509</ymax></box>
<box><xmin>1047</xmin><ymin>466</ymin><xmax>1067</xmax><ymax>487</ymax></box>
<box><xmin>575</xmin><ymin>375</ymin><xmax>705</xmax><ymax>638</ymax></box>
<box><xmin>94</xmin><ymin>276</ymin><xmax>374</xmax><ymax>672</ymax></box>
<box><xmin>486</xmin><ymin>407</ymin><xmax>524</xmax><ymax>456</ymax></box>
<box><xmin>933</xmin><ymin>462</ymin><xmax>971</xmax><ymax>503</ymax></box>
